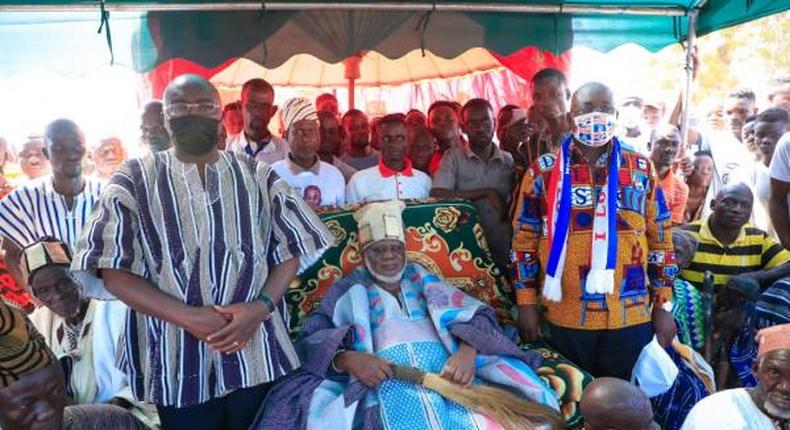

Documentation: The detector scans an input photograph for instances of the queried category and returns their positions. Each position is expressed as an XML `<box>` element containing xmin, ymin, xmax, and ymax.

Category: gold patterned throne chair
<box><xmin>285</xmin><ymin>199</ymin><xmax>593</xmax><ymax>428</ymax></box>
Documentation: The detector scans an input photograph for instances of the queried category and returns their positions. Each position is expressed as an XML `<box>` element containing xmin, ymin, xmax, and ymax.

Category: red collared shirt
<box><xmin>379</xmin><ymin>159</ymin><xmax>414</xmax><ymax>177</ymax></box>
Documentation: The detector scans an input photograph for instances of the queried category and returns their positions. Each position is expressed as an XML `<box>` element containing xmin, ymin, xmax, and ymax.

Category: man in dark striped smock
<box><xmin>71</xmin><ymin>75</ymin><xmax>333</xmax><ymax>430</ymax></box>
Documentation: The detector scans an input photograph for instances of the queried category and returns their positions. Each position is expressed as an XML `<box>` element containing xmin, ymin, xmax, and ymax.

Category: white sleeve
<box><xmin>418</xmin><ymin>172</ymin><xmax>432</xmax><ymax>198</ymax></box>
<box><xmin>346</xmin><ymin>174</ymin><xmax>361</xmax><ymax>204</ymax></box>
<box><xmin>680</xmin><ymin>397</ymin><xmax>723</xmax><ymax>430</ymax></box>
<box><xmin>769</xmin><ymin>132</ymin><xmax>790</xmax><ymax>182</ymax></box>
<box><xmin>333</xmin><ymin>171</ymin><xmax>347</xmax><ymax>206</ymax></box>
<box><xmin>91</xmin><ymin>300</ymin><xmax>130</xmax><ymax>403</ymax></box>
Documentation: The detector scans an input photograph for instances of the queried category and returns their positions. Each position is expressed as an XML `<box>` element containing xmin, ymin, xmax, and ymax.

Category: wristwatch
<box><xmin>256</xmin><ymin>291</ymin><xmax>276</xmax><ymax>314</ymax></box>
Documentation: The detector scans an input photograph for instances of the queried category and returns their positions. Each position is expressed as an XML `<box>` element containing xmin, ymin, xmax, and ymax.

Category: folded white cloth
<box><xmin>631</xmin><ymin>335</ymin><xmax>679</xmax><ymax>397</ymax></box>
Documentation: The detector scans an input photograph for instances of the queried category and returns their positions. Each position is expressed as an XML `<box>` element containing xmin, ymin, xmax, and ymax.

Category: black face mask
<box><xmin>145</xmin><ymin>134</ymin><xmax>172</xmax><ymax>152</ymax></box>
<box><xmin>169</xmin><ymin>115</ymin><xmax>219</xmax><ymax>156</ymax></box>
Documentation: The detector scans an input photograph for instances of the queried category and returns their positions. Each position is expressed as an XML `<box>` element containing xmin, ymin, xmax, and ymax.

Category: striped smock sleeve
<box><xmin>0</xmin><ymin>185</ymin><xmax>38</xmax><ymax>248</ymax></box>
<box><xmin>71</xmin><ymin>163</ymin><xmax>147</xmax><ymax>280</ymax></box>
<box><xmin>259</xmin><ymin>164</ymin><xmax>334</xmax><ymax>266</ymax></box>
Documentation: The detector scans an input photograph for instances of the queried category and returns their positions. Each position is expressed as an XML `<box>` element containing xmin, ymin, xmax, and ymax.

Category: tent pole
<box><xmin>344</xmin><ymin>54</ymin><xmax>362</xmax><ymax>111</ymax></box>
<box><xmin>0</xmin><ymin>2</ymin><xmax>686</xmax><ymax>16</ymax></box>
<box><xmin>680</xmin><ymin>9</ymin><xmax>698</xmax><ymax>155</ymax></box>
<box><xmin>349</xmin><ymin>78</ymin><xmax>356</xmax><ymax>110</ymax></box>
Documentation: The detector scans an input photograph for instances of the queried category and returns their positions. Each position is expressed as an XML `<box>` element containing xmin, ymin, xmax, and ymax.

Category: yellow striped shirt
<box><xmin>680</xmin><ymin>218</ymin><xmax>790</xmax><ymax>289</ymax></box>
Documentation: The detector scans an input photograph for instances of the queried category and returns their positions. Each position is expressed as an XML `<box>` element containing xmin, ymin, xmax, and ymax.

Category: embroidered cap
<box><xmin>281</xmin><ymin>97</ymin><xmax>318</xmax><ymax>132</ymax></box>
<box><xmin>19</xmin><ymin>239</ymin><xmax>72</xmax><ymax>287</ymax></box>
<box><xmin>353</xmin><ymin>200</ymin><xmax>406</xmax><ymax>250</ymax></box>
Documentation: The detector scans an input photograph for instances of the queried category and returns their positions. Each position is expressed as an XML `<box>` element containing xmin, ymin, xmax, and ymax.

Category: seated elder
<box><xmin>23</xmin><ymin>239</ymin><xmax>157</xmax><ymax>429</ymax></box>
<box><xmin>0</xmin><ymin>300</ymin><xmax>147</xmax><ymax>430</ymax></box>
<box><xmin>253</xmin><ymin>200</ymin><xmax>559</xmax><ymax>430</ymax></box>
<box><xmin>0</xmin><ymin>299</ymin><xmax>65</xmax><ymax>430</ymax></box>
<box><xmin>681</xmin><ymin>324</ymin><xmax>790</xmax><ymax>429</ymax></box>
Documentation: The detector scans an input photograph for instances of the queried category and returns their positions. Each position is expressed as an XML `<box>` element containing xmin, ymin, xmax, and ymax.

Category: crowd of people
<box><xmin>0</xmin><ymin>66</ymin><xmax>789</xmax><ymax>430</ymax></box>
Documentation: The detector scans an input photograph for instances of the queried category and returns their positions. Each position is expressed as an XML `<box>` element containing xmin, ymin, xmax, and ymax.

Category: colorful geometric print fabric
<box><xmin>0</xmin><ymin>260</ymin><xmax>32</xmax><ymax>313</ymax></box>
<box><xmin>672</xmin><ymin>278</ymin><xmax>707</xmax><ymax>351</ymax></box>
<box><xmin>512</xmin><ymin>145</ymin><xmax>676</xmax><ymax>330</ymax></box>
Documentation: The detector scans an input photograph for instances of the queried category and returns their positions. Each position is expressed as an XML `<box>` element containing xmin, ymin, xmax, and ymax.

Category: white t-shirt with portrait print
<box><xmin>271</xmin><ymin>157</ymin><xmax>346</xmax><ymax>207</ymax></box>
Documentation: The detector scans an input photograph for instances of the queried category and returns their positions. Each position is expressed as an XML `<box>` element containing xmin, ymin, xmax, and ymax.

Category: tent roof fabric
<box><xmin>209</xmin><ymin>48</ymin><xmax>505</xmax><ymax>88</ymax></box>
<box><xmin>0</xmin><ymin>1</ymin><xmax>787</xmax><ymax>76</ymax></box>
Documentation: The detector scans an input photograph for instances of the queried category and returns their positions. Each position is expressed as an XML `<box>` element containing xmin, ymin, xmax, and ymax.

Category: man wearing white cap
<box><xmin>271</xmin><ymin>97</ymin><xmax>346</xmax><ymax>208</ymax></box>
<box><xmin>254</xmin><ymin>200</ymin><xmax>559</xmax><ymax>430</ymax></box>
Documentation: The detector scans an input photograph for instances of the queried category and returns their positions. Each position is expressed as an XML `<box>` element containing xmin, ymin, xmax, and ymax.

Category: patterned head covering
<box><xmin>353</xmin><ymin>200</ymin><xmax>406</xmax><ymax>250</ymax></box>
<box><xmin>757</xmin><ymin>324</ymin><xmax>790</xmax><ymax>358</ymax></box>
<box><xmin>0</xmin><ymin>301</ymin><xmax>56</xmax><ymax>388</ymax></box>
<box><xmin>19</xmin><ymin>238</ymin><xmax>72</xmax><ymax>287</ymax></box>
<box><xmin>281</xmin><ymin>97</ymin><xmax>318</xmax><ymax>132</ymax></box>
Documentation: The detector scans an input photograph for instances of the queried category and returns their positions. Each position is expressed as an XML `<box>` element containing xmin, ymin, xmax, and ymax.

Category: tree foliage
<box><xmin>641</xmin><ymin>11</ymin><xmax>788</xmax><ymax>116</ymax></box>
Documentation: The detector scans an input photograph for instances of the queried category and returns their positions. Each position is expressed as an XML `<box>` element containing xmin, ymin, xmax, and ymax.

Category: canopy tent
<box><xmin>204</xmin><ymin>48</ymin><xmax>545</xmax><ymax>114</ymax></box>
<box><xmin>139</xmin><ymin>45</ymin><xmax>569</xmax><ymax>113</ymax></box>
<box><xmin>2</xmin><ymin>1</ymin><xmax>787</xmax><ymax>77</ymax></box>
<box><xmin>1</xmin><ymin>1</ymin><xmax>787</xmax><ymax>145</ymax></box>
<box><xmin>212</xmin><ymin>49</ymin><xmax>505</xmax><ymax>88</ymax></box>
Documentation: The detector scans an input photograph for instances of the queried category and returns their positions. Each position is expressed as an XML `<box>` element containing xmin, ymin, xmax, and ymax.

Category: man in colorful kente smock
<box><xmin>253</xmin><ymin>200</ymin><xmax>560</xmax><ymax>430</ymax></box>
<box><xmin>511</xmin><ymin>82</ymin><xmax>678</xmax><ymax>379</ymax></box>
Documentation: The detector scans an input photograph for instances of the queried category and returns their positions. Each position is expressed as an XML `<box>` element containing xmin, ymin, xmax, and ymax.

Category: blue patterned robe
<box><xmin>253</xmin><ymin>262</ymin><xmax>558</xmax><ymax>430</ymax></box>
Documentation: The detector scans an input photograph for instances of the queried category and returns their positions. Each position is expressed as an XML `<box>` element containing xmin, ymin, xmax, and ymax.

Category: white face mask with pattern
<box><xmin>573</xmin><ymin>111</ymin><xmax>617</xmax><ymax>147</ymax></box>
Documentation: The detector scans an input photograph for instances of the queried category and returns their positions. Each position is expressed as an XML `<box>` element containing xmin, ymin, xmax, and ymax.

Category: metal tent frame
<box><xmin>0</xmin><ymin>2</ymin><xmax>688</xmax><ymax>15</ymax></box>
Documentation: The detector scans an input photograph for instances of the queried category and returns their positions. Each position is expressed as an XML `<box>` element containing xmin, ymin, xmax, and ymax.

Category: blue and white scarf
<box><xmin>543</xmin><ymin>136</ymin><xmax>620</xmax><ymax>301</ymax></box>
